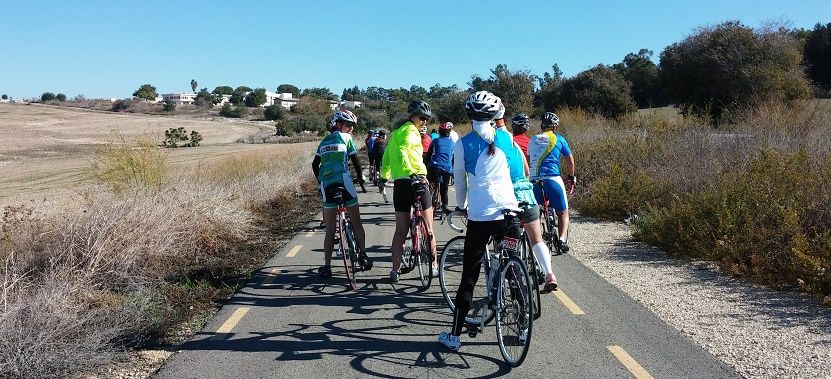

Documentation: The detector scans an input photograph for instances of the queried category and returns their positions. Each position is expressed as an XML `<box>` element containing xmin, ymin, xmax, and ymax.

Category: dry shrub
<box><xmin>0</xmin><ymin>141</ymin><xmax>316</xmax><ymax>377</ymax></box>
<box><xmin>90</xmin><ymin>139</ymin><xmax>168</xmax><ymax>192</ymax></box>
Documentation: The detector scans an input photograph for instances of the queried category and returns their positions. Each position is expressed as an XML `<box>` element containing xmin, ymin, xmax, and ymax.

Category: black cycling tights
<box><xmin>437</xmin><ymin>173</ymin><xmax>451</xmax><ymax>208</ymax></box>
<box><xmin>452</xmin><ymin>219</ymin><xmax>505</xmax><ymax>336</ymax></box>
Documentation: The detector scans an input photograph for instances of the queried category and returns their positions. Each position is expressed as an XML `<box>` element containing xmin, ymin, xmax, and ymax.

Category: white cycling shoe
<box><xmin>437</xmin><ymin>331</ymin><xmax>460</xmax><ymax>351</ymax></box>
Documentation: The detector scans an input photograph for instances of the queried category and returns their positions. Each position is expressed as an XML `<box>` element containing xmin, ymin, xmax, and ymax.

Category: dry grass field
<box><xmin>0</xmin><ymin>103</ymin><xmax>289</xmax><ymax>207</ymax></box>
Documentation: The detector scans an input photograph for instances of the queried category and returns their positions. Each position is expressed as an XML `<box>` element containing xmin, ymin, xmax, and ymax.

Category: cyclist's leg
<box><xmin>440</xmin><ymin>172</ymin><xmax>451</xmax><ymax>212</ymax></box>
<box><xmin>545</xmin><ymin>177</ymin><xmax>570</xmax><ymax>242</ymax></box>
<box><xmin>451</xmin><ymin>220</ymin><xmax>499</xmax><ymax>336</ymax></box>
<box><xmin>420</xmin><ymin>184</ymin><xmax>437</xmax><ymax>260</ymax></box>
<box><xmin>320</xmin><ymin>184</ymin><xmax>340</xmax><ymax>276</ymax></box>
<box><xmin>391</xmin><ymin>179</ymin><xmax>413</xmax><ymax>273</ymax></box>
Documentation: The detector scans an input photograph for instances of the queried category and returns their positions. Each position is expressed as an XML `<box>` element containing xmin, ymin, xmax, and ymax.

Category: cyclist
<box><xmin>494</xmin><ymin>111</ymin><xmax>558</xmax><ymax>292</ymax></box>
<box><xmin>426</xmin><ymin>122</ymin><xmax>456</xmax><ymax>214</ymax></box>
<box><xmin>373</xmin><ymin>130</ymin><xmax>389</xmax><ymax>202</ymax></box>
<box><xmin>429</xmin><ymin>128</ymin><xmax>439</xmax><ymax>140</ymax></box>
<box><xmin>420</xmin><ymin>125</ymin><xmax>433</xmax><ymax>163</ymax></box>
<box><xmin>365</xmin><ymin>130</ymin><xmax>377</xmax><ymax>175</ymax></box>
<box><xmin>380</xmin><ymin>101</ymin><xmax>437</xmax><ymax>282</ymax></box>
<box><xmin>511</xmin><ymin>113</ymin><xmax>532</xmax><ymax>158</ymax></box>
<box><xmin>529</xmin><ymin>112</ymin><xmax>576</xmax><ymax>253</ymax></box>
<box><xmin>312</xmin><ymin>109</ymin><xmax>372</xmax><ymax>278</ymax></box>
<box><xmin>437</xmin><ymin>91</ymin><xmax>520</xmax><ymax>351</ymax></box>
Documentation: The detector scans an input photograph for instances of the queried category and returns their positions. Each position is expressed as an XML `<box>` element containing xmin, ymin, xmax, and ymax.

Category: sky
<box><xmin>1</xmin><ymin>1</ymin><xmax>829</xmax><ymax>100</ymax></box>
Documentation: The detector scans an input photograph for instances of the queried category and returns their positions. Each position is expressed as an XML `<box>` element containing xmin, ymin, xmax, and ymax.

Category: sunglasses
<box><xmin>418</xmin><ymin>116</ymin><xmax>430</xmax><ymax>122</ymax></box>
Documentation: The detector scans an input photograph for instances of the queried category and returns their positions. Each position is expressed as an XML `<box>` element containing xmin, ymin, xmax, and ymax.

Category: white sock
<box><xmin>532</xmin><ymin>242</ymin><xmax>553</xmax><ymax>277</ymax></box>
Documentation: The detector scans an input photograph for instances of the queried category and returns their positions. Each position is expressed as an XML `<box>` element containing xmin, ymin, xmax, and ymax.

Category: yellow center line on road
<box><xmin>216</xmin><ymin>307</ymin><xmax>250</xmax><ymax>334</ymax></box>
<box><xmin>552</xmin><ymin>289</ymin><xmax>586</xmax><ymax>315</ymax></box>
<box><xmin>264</xmin><ymin>267</ymin><xmax>282</xmax><ymax>284</ymax></box>
<box><xmin>607</xmin><ymin>345</ymin><xmax>654</xmax><ymax>379</ymax></box>
<box><xmin>286</xmin><ymin>245</ymin><xmax>302</xmax><ymax>258</ymax></box>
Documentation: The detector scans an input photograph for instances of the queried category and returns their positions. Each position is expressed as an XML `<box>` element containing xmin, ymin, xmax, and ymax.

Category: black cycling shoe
<box><xmin>358</xmin><ymin>252</ymin><xmax>373</xmax><ymax>271</ymax></box>
<box><xmin>318</xmin><ymin>265</ymin><xmax>332</xmax><ymax>278</ymax></box>
<box><xmin>560</xmin><ymin>240</ymin><xmax>570</xmax><ymax>253</ymax></box>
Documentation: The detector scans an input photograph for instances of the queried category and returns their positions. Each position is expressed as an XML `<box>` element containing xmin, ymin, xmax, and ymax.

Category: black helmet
<box><xmin>465</xmin><ymin>91</ymin><xmax>501</xmax><ymax>121</ymax></box>
<box><xmin>511</xmin><ymin>113</ymin><xmax>530</xmax><ymax>133</ymax></box>
<box><xmin>407</xmin><ymin>100</ymin><xmax>433</xmax><ymax>118</ymax></box>
<box><xmin>541</xmin><ymin>112</ymin><xmax>560</xmax><ymax>128</ymax></box>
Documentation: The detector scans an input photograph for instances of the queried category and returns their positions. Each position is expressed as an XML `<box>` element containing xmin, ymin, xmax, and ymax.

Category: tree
<box><xmin>56</xmin><ymin>93</ymin><xmax>67</xmax><ymax>101</ymax></box>
<box><xmin>427</xmin><ymin>83</ymin><xmax>459</xmax><ymax>99</ymax></box>
<box><xmin>194</xmin><ymin>88</ymin><xmax>213</xmax><ymax>107</ymax></box>
<box><xmin>301</xmin><ymin>87</ymin><xmax>337</xmax><ymax>100</ymax></box>
<box><xmin>229</xmin><ymin>86</ymin><xmax>251</xmax><ymax>105</ymax></box>
<box><xmin>163</xmin><ymin>99</ymin><xmax>176</xmax><ymax>112</ymax></box>
<box><xmin>212</xmin><ymin>86</ymin><xmax>234</xmax><ymax>95</ymax></box>
<box><xmin>276</xmin><ymin>84</ymin><xmax>300</xmax><ymax>97</ymax></box>
<box><xmin>244</xmin><ymin>88</ymin><xmax>267</xmax><ymax>107</ymax></box>
<box><xmin>190</xmin><ymin>79</ymin><xmax>198</xmax><ymax>93</ymax></box>
<box><xmin>561</xmin><ymin>65</ymin><xmax>637</xmax><ymax>118</ymax></box>
<box><xmin>612</xmin><ymin>49</ymin><xmax>667</xmax><ymax>108</ymax></box>
<box><xmin>660</xmin><ymin>21</ymin><xmax>811</xmax><ymax>121</ymax></box>
<box><xmin>219</xmin><ymin>103</ymin><xmax>248</xmax><ymax>118</ymax></box>
<box><xmin>133</xmin><ymin>84</ymin><xmax>158</xmax><ymax>101</ymax></box>
<box><xmin>41</xmin><ymin>92</ymin><xmax>56</xmax><ymax>101</ymax></box>
<box><xmin>803</xmin><ymin>22</ymin><xmax>831</xmax><ymax>95</ymax></box>
<box><xmin>1</xmin><ymin>94</ymin><xmax>7</xmax><ymax>100</ymax></box>
<box><xmin>341</xmin><ymin>86</ymin><xmax>362</xmax><ymax>101</ymax></box>
<box><xmin>433</xmin><ymin>90</ymin><xmax>469</xmax><ymax>123</ymax></box>
<box><xmin>535</xmin><ymin>64</ymin><xmax>565</xmax><ymax>115</ymax></box>
<box><xmin>469</xmin><ymin>64</ymin><xmax>535</xmax><ymax>116</ymax></box>
<box><xmin>291</xmin><ymin>96</ymin><xmax>332</xmax><ymax>115</ymax></box>
<box><xmin>263</xmin><ymin>105</ymin><xmax>284</xmax><ymax>120</ymax></box>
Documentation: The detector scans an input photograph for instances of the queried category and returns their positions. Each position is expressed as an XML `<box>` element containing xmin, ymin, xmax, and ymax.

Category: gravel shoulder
<box><xmin>567</xmin><ymin>213</ymin><xmax>831</xmax><ymax>379</ymax></box>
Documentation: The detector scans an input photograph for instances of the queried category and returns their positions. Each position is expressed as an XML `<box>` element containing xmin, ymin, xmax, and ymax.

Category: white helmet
<box><xmin>465</xmin><ymin>91</ymin><xmax>501</xmax><ymax>121</ymax></box>
<box><xmin>332</xmin><ymin>109</ymin><xmax>358</xmax><ymax>124</ymax></box>
<box><xmin>541</xmin><ymin>112</ymin><xmax>560</xmax><ymax>128</ymax></box>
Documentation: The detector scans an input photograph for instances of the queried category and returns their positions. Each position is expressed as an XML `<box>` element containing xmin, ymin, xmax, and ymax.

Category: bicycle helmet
<box><xmin>541</xmin><ymin>112</ymin><xmax>560</xmax><ymax>128</ymax></box>
<box><xmin>511</xmin><ymin>113</ymin><xmax>530</xmax><ymax>133</ymax></box>
<box><xmin>407</xmin><ymin>100</ymin><xmax>433</xmax><ymax>118</ymax></box>
<box><xmin>327</xmin><ymin>115</ymin><xmax>337</xmax><ymax>131</ymax></box>
<box><xmin>439</xmin><ymin>122</ymin><xmax>454</xmax><ymax>130</ymax></box>
<box><xmin>465</xmin><ymin>91</ymin><xmax>501</xmax><ymax>121</ymax></box>
<box><xmin>332</xmin><ymin>109</ymin><xmax>358</xmax><ymax>125</ymax></box>
<box><xmin>420</xmin><ymin>125</ymin><xmax>428</xmax><ymax>134</ymax></box>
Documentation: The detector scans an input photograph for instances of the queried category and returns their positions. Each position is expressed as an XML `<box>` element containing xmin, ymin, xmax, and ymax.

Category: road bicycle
<box><xmin>438</xmin><ymin>208</ymin><xmax>534</xmax><ymax>367</ymax></box>
<box><xmin>331</xmin><ymin>188</ymin><xmax>360</xmax><ymax>291</ymax></box>
<box><xmin>400</xmin><ymin>177</ymin><xmax>433</xmax><ymax>289</ymax></box>
<box><xmin>533</xmin><ymin>179</ymin><xmax>573</xmax><ymax>255</ymax></box>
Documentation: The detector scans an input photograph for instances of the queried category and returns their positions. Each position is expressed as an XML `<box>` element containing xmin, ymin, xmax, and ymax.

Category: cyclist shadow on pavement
<box><xmin>179</xmin><ymin>264</ymin><xmax>517</xmax><ymax>376</ymax></box>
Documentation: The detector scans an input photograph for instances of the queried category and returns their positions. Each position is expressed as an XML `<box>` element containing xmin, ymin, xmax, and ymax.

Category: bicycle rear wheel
<box><xmin>413</xmin><ymin>217</ymin><xmax>432</xmax><ymax>288</ymax></box>
<box><xmin>438</xmin><ymin>236</ymin><xmax>493</xmax><ymax>326</ymax></box>
<box><xmin>339</xmin><ymin>218</ymin><xmax>357</xmax><ymax>291</ymax></box>
<box><xmin>520</xmin><ymin>234</ymin><xmax>542</xmax><ymax>319</ymax></box>
<box><xmin>496</xmin><ymin>256</ymin><xmax>533</xmax><ymax>367</ymax></box>
<box><xmin>344</xmin><ymin>220</ymin><xmax>359</xmax><ymax>290</ymax></box>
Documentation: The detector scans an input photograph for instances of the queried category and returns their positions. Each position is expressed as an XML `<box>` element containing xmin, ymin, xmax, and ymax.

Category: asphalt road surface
<box><xmin>155</xmin><ymin>186</ymin><xmax>738</xmax><ymax>379</ymax></box>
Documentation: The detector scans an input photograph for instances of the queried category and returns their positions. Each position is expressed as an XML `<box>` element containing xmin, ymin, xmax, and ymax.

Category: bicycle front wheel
<box><xmin>438</xmin><ymin>236</ymin><xmax>493</xmax><ymax>326</ymax></box>
<box><xmin>413</xmin><ymin>217</ymin><xmax>432</xmax><ymax>289</ymax></box>
<box><xmin>496</xmin><ymin>256</ymin><xmax>533</xmax><ymax>367</ymax></box>
<box><xmin>345</xmin><ymin>220</ymin><xmax>359</xmax><ymax>290</ymax></box>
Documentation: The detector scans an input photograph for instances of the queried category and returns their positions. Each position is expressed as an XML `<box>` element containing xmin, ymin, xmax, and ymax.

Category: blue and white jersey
<box><xmin>529</xmin><ymin>131</ymin><xmax>571</xmax><ymax>179</ymax></box>
<box><xmin>453</xmin><ymin>121</ymin><xmax>518</xmax><ymax>221</ymax></box>
<box><xmin>496</xmin><ymin>126</ymin><xmax>537</xmax><ymax>206</ymax></box>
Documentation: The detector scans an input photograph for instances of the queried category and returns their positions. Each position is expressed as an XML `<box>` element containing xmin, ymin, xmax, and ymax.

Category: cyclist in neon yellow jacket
<box><xmin>380</xmin><ymin>100</ymin><xmax>437</xmax><ymax>283</ymax></box>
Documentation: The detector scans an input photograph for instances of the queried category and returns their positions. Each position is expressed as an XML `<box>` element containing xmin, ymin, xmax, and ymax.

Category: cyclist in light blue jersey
<box><xmin>528</xmin><ymin>112</ymin><xmax>576</xmax><ymax>252</ymax></box>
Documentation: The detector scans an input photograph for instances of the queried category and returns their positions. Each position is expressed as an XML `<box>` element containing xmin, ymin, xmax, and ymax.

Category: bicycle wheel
<box><xmin>438</xmin><ymin>236</ymin><xmax>493</xmax><ymax>326</ymax></box>
<box><xmin>339</xmin><ymin>218</ymin><xmax>357</xmax><ymax>290</ymax></box>
<box><xmin>520</xmin><ymin>234</ymin><xmax>542</xmax><ymax>320</ymax></box>
<box><xmin>413</xmin><ymin>217</ymin><xmax>432</xmax><ymax>288</ymax></box>
<box><xmin>402</xmin><ymin>233</ymin><xmax>415</xmax><ymax>275</ymax></box>
<box><xmin>496</xmin><ymin>256</ymin><xmax>533</xmax><ymax>367</ymax></box>
<box><xmin>542</xmin><ymin>208</ymin><xmax>559</xmax><ymax>255</ymax></box>
<box><xmin>345</xmin><ymin>220</ymin><xmax>360</xmax><ymax>290</ymax></box>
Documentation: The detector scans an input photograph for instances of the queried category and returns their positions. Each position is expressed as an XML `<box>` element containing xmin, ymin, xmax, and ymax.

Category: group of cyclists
<box><xmin>311</xmin><ymin>90</ymin><xmax>576</xmax><ymax>352</ymax></box>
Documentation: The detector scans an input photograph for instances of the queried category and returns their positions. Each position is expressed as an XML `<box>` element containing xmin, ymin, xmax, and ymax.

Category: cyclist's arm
<box><xmin>426</xmin><ymin>140</ymin><xmax>435</xmax><ymax>162</ymax></box>
<box><xmin>312</xmin><ymin>155</ymin><xmax>321</xmax><ymax>182</ymax></box>
<box><xmin>452</xmin><ymin>142</ymin><xmax>467</xmax><ymax>209</ymax></box>
<box><xmin>521</xmin><ymin>151</ymin><xmax>530</xmax><ymax>178</ymax></box>
<box><xmin>349</xmin><ymin>153</ymin><xmax>364</xmax><ymax>181</ymax></box>
<box><xmin>564</xmin><ymin>154</ymin><xmax>575</xmax><ymax>177</ymax></box>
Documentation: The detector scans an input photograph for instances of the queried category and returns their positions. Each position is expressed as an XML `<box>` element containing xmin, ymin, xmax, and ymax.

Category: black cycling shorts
<box><xmin>393</xmin><ymin>179</ymin><xmax>432</xmax><ymax>213</ymax></box>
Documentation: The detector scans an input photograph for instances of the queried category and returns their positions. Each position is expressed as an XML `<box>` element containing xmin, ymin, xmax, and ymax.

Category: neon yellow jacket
<box><xmin>381</xmin><ymin>121</ymin><xmax>427</xmax><ymax>180</ymax></box>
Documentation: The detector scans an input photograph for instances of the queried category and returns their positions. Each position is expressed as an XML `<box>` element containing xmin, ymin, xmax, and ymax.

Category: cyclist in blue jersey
<box><xmin>426</xmin><ymin>122</ymin><xmax>456</xmax><ymax>214</ymax></box>
<box><xmin>528</xmin><ymin>112</ymin><xmax>576</xmax><ymax>253</ymax></box>
<box><xmin>312</xmin><ymin>110</ymin><xmax>372</xmax><ymax>278</ymax></box>
<box><xmin>365</xmin><ymin>130</ymin><xmax>377</xmax><ymax>170</ymax></box>
<box><xmin>493</xmin><ymin>109</ymin><xmax>558</xmax><ymax>292</ymax></box>
<box><xmin>437</xmin><ymin>91</ymin><xmax>521</xmax><ymax>351</ymax></box>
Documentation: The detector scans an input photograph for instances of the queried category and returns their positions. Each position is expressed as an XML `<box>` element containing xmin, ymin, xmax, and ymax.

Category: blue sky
<box><xmin>1</xmin><ymin>1</ymin><xmax>829</xmax><ymax>99</ymax></box>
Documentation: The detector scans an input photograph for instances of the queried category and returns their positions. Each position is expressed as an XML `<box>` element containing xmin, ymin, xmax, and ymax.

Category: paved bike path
<box><xmin>154</xmin><ymin>188</ymin><xmax>737</xmax><ymax>378</ymax></box>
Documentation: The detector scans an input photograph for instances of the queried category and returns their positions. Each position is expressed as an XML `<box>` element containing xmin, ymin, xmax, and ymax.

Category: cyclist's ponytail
<box><xmin>488</xmin><ymin>143</ymin><xmax>495</xmax><ymax>156</ymax></box>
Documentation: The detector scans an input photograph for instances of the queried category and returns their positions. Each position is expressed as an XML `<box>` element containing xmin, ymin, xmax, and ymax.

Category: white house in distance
<box><xmin>340</xmin><ymin>100</ymin><xmax>362</xmax><ymax>109</ymax></box>
<box><xmin>161</xmin><ymin>93</ymin><xmax>197</xmax><ymax>105</ymax></box>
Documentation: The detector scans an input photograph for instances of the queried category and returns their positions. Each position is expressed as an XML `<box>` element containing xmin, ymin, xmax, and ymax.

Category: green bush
<box><xmin>636</xmin><ymin>150</ymin><xmax>831</xmax><ymax>296</ymax></box>
<box><xmin>263</xmin><ymin>105</ymin><xmax>284</xmax><ymax>120</ymax></box>
<box><xmin>219</xmin><ymin>104</ymin><xmax>248</xmax><ymax>118</ymax></box>
<box><xmin>162</xmin><ymin>127</ymin><xmax>201</xmax><ymax>148</ymax></box>
<box><xmin>278</xmin><ymin>114</ymin><xmax>327</xmax><ymax>136</ymax></box>
<box><xmin>56</xmin><ymin>93</ymin><xmax>67</xmax><ymax>102</ymax></box>
<box><xmin>578</xmin><ymin>164</ymin><xmax>661</xmax><ymax>220</ymax></box>
<box><xmin>41</xmin><ymin>92</ymin><xmax>56</xmax><ymax>101</ymax></box>
<box><xmin>561</xmin><ymin>64</ymin><xmax>637</xmax><ymax>118</ymax></box>
<box><xmin>162</xmin><ymin>100</ymin><xmax>176</xmax><ymax>112</ymax></box>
